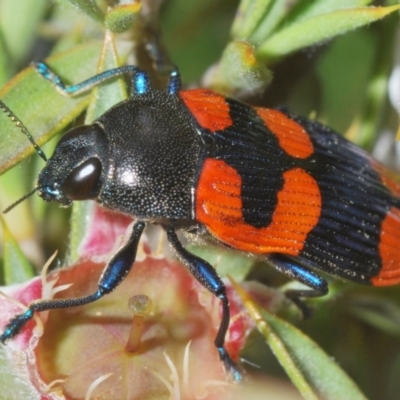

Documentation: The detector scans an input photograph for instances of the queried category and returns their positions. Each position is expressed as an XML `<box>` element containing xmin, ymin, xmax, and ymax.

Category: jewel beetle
<box><xmin>1</xmin><ymin>62</ymin><xmax>400</xmax><ymax>382</ymax></box>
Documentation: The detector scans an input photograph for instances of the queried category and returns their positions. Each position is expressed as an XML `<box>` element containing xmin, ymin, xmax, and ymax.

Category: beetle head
<box><xmin>37</xmin><ymin>124</ymin><xmax>109</xmax><ymax>206</ymax></box>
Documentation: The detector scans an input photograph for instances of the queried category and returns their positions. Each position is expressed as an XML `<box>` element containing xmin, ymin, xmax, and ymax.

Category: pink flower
<box><xmin>0</xmin><ymin>205</ymin><xmax>254</xmax><ymax>400</ymax></box>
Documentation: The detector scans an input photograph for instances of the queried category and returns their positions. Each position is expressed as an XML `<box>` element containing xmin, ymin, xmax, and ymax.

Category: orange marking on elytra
<box><xmin>195</xmin><ymin>159</ymin><xmax>321</xmax><ymax>255</ymax></box>
<box><xmin>255</xmin><ymin>108</ymin><xmax>314</xmax><ymax>159</ymax></box>
<box><xmin>180</xmin><ymin>89</ymin><xmax>233</xmax><ymax>132</ymax></box>
<box><xmin>373</xmin><ymin>206</ymin><xmax>400</xmax><ymax>286</ymax></box>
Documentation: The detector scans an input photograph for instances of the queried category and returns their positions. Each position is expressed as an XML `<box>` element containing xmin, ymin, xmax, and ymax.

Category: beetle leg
<box><xmin>33</xmin><ymin>61</ymin><xmax>151</xmax><ymax>96</ymax></box>
<box><xmin>268</xmin><ymin>254</ymin><xmax>328</xmax><ymax>317</ymax></box>
<box><xmin>165</xmin><ymin>227</ymin><xmax>243</xmax><ymax>382</ymax></box>
<box><xmin>167</xmin><ymin>68</ymin><xmax>181</xmax><ymax>95</ymax></box>
<box><xmin>0</xmin><ymin>221</ymin><xmax>145</xmax><ymax>343</ymax></box>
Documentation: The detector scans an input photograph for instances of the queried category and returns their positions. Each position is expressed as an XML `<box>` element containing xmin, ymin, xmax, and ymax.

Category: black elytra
<box><xmin>0</xmin><ymin>62</ymin><xmax>243</xmax><ymax>382</ymax></box>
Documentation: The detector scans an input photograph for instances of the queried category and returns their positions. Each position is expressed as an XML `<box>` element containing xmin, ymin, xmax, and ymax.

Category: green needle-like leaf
<box><xmin>1</xmin><ymin>216</ymin><xmax>35</xmax><ymax>285</ymax></box>
<box><xmin>0</xmin><ymin>0</ymin><xmax>48</xmax><ymax>66</ymax></box>
<box><xmin>258</xmin><ymin>5</ymin><xmax>400</xmax><ymax>62</ymax></box>
<box><xmin>59</xmin><ymin>0</ymin><xmax>104</xmax><ymax>23</ymax></box>
<box><xmin>250</xmin><ymin>0</ymin><xmax>297</xmax><ymax>43</ymax></box>
<box><xmin>188</xmin><ymin>244</ymin><xmax>255</xmax><ymax>282</ymax></box>
<box><xmin>291</xmin><ymin>0</ymin><xmax>372</xmax><ymax>23</ymax></box>
<box><xmin>0</xmin><ymin>42</ymin><xmax>102</xmax><ymax>175</ymax></box>
<box><xmin>231</xmin><ymin>278</ymin><xmax>368</xmax><ymax>400</ymax></box>
<box><xmin>231</xmin><ymin>0</ymin><xmax>272</xmax><ymax>39</ymax></box>
<box><xmin>207</xmin><ymin>40</ymin><xmax>272</xmax><ymax>95</ymax></box>
<box><xmin>105</xmin><ymin>3</ymin><xmax>141</xmax><ymax>33</ymax></box>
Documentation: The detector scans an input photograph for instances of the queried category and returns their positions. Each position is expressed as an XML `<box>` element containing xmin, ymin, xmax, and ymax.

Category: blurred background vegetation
<box><xmin>0</xmin><ymin>0</ymin><xmax>400</xmax><ymax>399</ymax></box>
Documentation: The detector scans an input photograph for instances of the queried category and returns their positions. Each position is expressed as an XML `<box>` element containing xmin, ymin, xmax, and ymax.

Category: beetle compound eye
<box><xmin>62</xmin><ymin>158</ymin><xmax>102</xmax><ymax>200</ymax></box>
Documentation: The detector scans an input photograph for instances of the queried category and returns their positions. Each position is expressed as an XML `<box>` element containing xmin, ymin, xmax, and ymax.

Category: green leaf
<box><xmin>207</xmin><ymin>40</ymin><xmax>272</xmax><ymax>94</ymax></box>
<box><xmin>0</xmin><ymin>29</ymin><xmax>12</xmax><ymax>87</ymax></box>
<box><xmin>250</xmin><ymin>1</ymin><xmax>373</xmax><ymax>43</ymax></box>
<box><xmin>69</xmin><ymin>31</ymin><xmax>127</xmax><ymax>262</ymax></box>
<box><xmin>188</xmin><ymin>244</ymin><xmax>255</xmax><ymax>282</ymax></box>
<box><xmin>250</xmin><ymin>0</ymin><xmax>298</xmax><ymax>43</ymax></box>
<box><xmin>49</xmin><ymin>4</ymin><xmax>100</xmax><ymax>55</ymax></box>
<box><xmin>0</xmin><ymin>162</ymin><xmax>37</xmax><ymax>247</ymax></box>
<box><xmin>231</xmin><ymin>0</ymin><xmax>272</xmax><ymax>39</ymax></box>
<box><xmin>0</xmin><ymin>216</ymin><xmax>35</xmax><ymax>285</ymax></box>
<box><xmin>0</xmin><ymin>41</ymin><xmax>102</xmax><ymax>175</ymax></box>
<box><xmin>291</xmin><ymin>0</ymin><xmax>373</xmax><ymax>23</ymax></box>
<box><xmin>85</xmin><ymin>32</ymin><xmax>128</xmax><ymax>121</ymax></box>
<box><xmin>58</xmin><ymin>0</ymin><xmax>104</xmax><ymax>23</ymax></box>
<box><xmin>257</xmin><ymin>5</ymin><xmax>400</xmax><ymax>62</ymax></box>
<box><xmin>0</xmin><ymin>0</ymin><xmax>48</xmax><ymax>67</ymax></box>
<box><xmin>105</xmin><ymin>3</ymin><xmax>141</xmax><ymax>34</ymax></box>
<box><xmin>231</xmin><ymin>278</ymin><xmax>367</xmax><ymax>400</ymax></box>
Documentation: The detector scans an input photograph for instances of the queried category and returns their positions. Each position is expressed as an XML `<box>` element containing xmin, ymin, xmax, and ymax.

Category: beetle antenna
<box><xmin>0</xmin><ymin>101</ymin><xmax>47</xmax><ymax>162</ymax></box>
<box><xmin>3</xmin><ymin>187</ymin><xmax>39</xmax><ymax>214</ymax></box>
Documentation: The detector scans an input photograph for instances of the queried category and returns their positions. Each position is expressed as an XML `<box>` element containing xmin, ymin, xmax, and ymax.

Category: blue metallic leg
<box><xmin>165</xmin><ymin>227</ymin><xmax>243</xmax><ymax>382</ymax></box>
<box><xmin>33</xmin><ymin>61</ymin><xmax>151</xmax><ymax>96</ymax></box>
<box><xmin>167</xmin><ymin>68</ymin><xmax>181</xmax><ymax>95</ymax></box>
<box><xmin>268</xmin><ymin>254</ymin><xmax>328</xmax><ymax>316</ymax></box>
<box><xmin>1</xmin><ymin>221</ymin><xmax>145</xmax><ymax>343</ymax></box>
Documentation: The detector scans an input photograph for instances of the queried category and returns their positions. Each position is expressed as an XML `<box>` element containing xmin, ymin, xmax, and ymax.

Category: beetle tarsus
<box><xmin>0</xmin><ymin>309</ymin><xmax>34</xmax><ymax>343</ymax></box>
<box><xmin>0</xmin><ymin>222</ymin><xmax>145</xmax><ymax>342</ymax></box>
<box><xmin>217</xmin><ymin>347</ymin><xmax>244</xmax><ymax>382</ymax></box>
